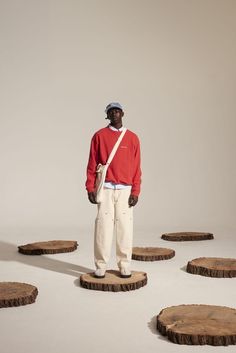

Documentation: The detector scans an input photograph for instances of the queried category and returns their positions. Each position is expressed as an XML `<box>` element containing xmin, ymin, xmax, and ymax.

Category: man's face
<box><xmin>107</xmin><ymin>108</ymin><xmax>124</xmax><ymax>124</ymax></box>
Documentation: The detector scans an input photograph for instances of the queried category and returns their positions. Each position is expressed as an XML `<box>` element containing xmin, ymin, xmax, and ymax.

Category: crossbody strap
<box><xmin>106</xmin><ymin>128</ymin><xmax>127</xmax><ymax>166</ymax></box>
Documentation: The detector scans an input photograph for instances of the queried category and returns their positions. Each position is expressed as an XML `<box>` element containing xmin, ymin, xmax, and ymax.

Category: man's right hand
<box><xmin>88</xmin><ymin>191</ymin><xmax>98</xmax><ymax>204</ymax></box>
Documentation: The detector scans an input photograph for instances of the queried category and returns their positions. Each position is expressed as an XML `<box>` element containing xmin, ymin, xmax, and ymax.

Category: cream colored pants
<box><xmin>94</xmin><ymin>187</ymin><xmax>133</xmax><ymax>270</ymax></box>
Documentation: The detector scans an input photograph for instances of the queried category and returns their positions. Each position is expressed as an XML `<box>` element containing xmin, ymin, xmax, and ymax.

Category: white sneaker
<box><xmin>120</xmin><ymin>268</ymin><xmax>132</xmax><ymax>278</ymax></box>
<box><xmin>94</xmin><ymin>268</ymin><xmax>106</xmax><ymax>278</ymax></box>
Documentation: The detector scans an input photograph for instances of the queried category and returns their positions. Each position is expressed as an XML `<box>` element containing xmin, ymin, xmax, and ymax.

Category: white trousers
<box><xmin>94</xmin><ymin>187</ymin><xmax>133</xmax><ymax>270</ymax></box>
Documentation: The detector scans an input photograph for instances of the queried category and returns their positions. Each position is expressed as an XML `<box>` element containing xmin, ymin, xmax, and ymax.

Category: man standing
<box><xmin>86</xmin><ymin>102</ymin><xmax>141</xmax><ymax>278</ymax></box>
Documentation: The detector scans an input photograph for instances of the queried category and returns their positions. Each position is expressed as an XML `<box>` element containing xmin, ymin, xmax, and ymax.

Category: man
<box><xmin>86</xmin><ymin>102</ymin><xmax>141</xmax><ymax>278</ymax></box>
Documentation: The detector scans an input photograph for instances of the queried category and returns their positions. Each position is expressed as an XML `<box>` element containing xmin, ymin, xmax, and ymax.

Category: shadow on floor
<box><xmin>0</xmin><ymin>241</ymin><xmax>93</xmax><ymax>278</ymax></box>
<box><xmin>147</xmin><ymin>315</ymin><xmax>169</xmax><ymax>342</ymax></box>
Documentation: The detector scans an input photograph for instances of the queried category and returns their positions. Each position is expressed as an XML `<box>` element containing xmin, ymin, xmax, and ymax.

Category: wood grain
<box><xmin>80</xmin><ymin>270</ymin><xmax>147</xmax><ymax>292</ymax></box>
<box><xmin>18</xmin><ymin>240</ymin><xmax>78</xmax><ymax>255</ymax></box>
<box><xmin>132</xmin><ymin>247</ymin><xmax>175</xmax><ymax>261</ymax></box>
<box><xmin>187</xmin><ymin>257</ymin><xmax>236</xmax><ymax>277</ymax></box>
<box><xmin>0</xmin><ymin>282</ymin><xmax>38</xmax><ymax>308</ymax></box>
<box><xmin>157</xmin><ymin>304</ymin><xmax>236</xmax><ymax>345</ymax></box>
<box><xmin>161</xmin><ymin>232</ymin><xmax>213</xmax><ymax>241</ymax></box>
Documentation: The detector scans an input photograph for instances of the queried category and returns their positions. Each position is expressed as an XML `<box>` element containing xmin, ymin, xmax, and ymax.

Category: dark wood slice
<box><xmin>161</xmin><ymin>232</ymin><xmax>214</xmax><ymax>241</ymax></box>
<box><xmin>80</xmin><ymin>270</ymin><xmax>147</xmax><ymax>292</ymax></box>
<box><xmin>132</xmin><ymin>247</ymin><xmax>175</xmax><ymax>261</ymax></box>
<box><xmin>157</xmin><ymin>304</ymin><xmax>236</xmax><ymax>346</ymax></box>
<box><xmin>18</xmin><ymin>240</ymin><xmax>78</xmax><ymax>255</ymax></box>
<box><xmin>187</xmin><ymin>257</ymin><xmax>236</xmax><ymax>278</ymax></box>
<box><xmin>0</xmin><ymin>282</ymin><xmax>38</xmax><ymax>308</ymax></box>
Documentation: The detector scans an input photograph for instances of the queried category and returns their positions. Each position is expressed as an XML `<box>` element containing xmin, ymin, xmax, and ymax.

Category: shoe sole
<box><xmin>94</xmin><ymin>274</ymin><xmax>105</xmax><ymax>279</ymax></box>
<box><xmin>120</xmin><ymin>274</ymin><xmax>132</xmax><ymax>278</ymax></box>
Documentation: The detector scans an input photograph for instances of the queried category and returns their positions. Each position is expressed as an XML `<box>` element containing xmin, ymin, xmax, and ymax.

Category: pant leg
<box><xmin>115</xmin><ymin>188</ymin><xmax>133</xmax><ymax>270</ymax></box>
<box><xmin>94</xmin><ymin>188</ymin><xmax>115</xmax><ymax>270</ymax></box>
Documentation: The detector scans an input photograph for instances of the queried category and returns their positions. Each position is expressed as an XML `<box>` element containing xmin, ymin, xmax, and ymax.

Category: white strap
<box><xmin>106</xmin><ymin>128</ymin><xmax>127</xmax><ymax>165</ymax></box>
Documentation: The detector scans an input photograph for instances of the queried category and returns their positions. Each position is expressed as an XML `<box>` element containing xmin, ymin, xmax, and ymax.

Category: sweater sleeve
<box><xmin>85</xmin><ymin>133</ymin><xmax>99</xmax><ymax>192</ymax></box>
<box><xmin>131</xmin><ymin>136</ymin><xmax>141</xmax><ymax>196</ymax></box>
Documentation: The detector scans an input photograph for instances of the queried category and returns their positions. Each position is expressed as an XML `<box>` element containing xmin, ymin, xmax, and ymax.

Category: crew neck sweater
<box><xmin>86</xmin><ymin>126</ymin><xmax>141</xmax><ymax>196</ymax></box>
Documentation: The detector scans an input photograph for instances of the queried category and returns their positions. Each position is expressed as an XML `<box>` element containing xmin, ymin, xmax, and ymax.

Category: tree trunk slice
<box><xmin>132</xmin><ymin>247</ymin><xmax>175</xmax><ymax>261</ymax></box>
<box><xmin>187</xmin><ymin>257</ymin><xmax>236</xmax><ymax>278</ymax></box>
<box><xmin>80</xmin><ymin>270</ymin><xmax>147</xmax><ymax>292</ymax></box>
<box><xmin>157</xmin><ymin>304</ymin><xmax>236</xmax><ymax>346</ymax></box>
<box><xmin>18</xmin><ymin>240</ymin><xmax>78</xmax><ymax>255</ymax></box>
<box><xmin>0</xmin><ymin>282</ymin><xmax>38</xmax><ymax>308</ymax></box>
<box><xmin>161</xmin><ymin>232</ymin><xmax>214</xmax><ymax>241</ymax></box>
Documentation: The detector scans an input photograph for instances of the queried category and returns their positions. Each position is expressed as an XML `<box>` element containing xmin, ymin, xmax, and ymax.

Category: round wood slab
<box><xmin>80</xmin><ymin>270</ymin><xmax>147</xmax><ymax>292</ymax></box>
<box><xmin>157</xmin><ymin>304</ymin><xmax>236</xmax><ymax>345</ymax></box>
<box><xmin>161</xmin><ymin>232</ymin><xmax>214</xmax><ymax>241</ymax></box>
<box><xmin>0</xmin><ymin>282</ymin><xmax>38</xmax><ymax>308</ymax></box>
<box><xmin>18</xmin><ymin>240</ymin><xmax>78</xmax><ymax>255</ymax></box>
<box><xmin>187</xmin><ymin>257</ymin><xmax>236</xmax><ymax>278</ymax></box>
<box><xmin>132</xmin><ymin>247</ymin><xmax>175</xmax><ymax>261</ymax></box>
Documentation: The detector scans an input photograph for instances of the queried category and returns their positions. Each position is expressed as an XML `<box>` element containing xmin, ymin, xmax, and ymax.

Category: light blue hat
<box><xmin>105</xmin><ymin>102</ymin><xmax>123</xmax><ymax>114</ymax></box>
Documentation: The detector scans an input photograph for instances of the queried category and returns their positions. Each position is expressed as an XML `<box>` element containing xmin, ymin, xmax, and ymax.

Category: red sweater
<box><xmin>86</xmin><ymin>127</ymin><xmax>141</xmax><ymax>196</ymax></box>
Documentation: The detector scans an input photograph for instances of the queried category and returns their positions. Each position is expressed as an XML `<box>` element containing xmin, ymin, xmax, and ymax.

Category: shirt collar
<box><xmin>108</xmin><ymin>124</ymin><xmax>125</xmax><ymax>132</ymax></box>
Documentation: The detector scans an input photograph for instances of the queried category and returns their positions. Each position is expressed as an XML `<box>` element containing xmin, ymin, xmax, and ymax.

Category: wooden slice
<box><xmin>0</xmin><ymin>282</ymin><xmax>38</xmax><ymax>308</ymax></box>
<box><xmin>161</xmin><ymin>232</ymin><xmax>214</xmax><ymax>241</ymax></box>
<box><xmin>80</xmin><ymin>270</ymin><xmax>147</xmax><ymax>292</ymax></box>
<box><xmin>157</xmin><ymin>304</ymin><xmax>236</xmax><ymax>346</ymax></box>
<box><xmin>18</xmin><ymin>240</ymin><xmax>78</xmax><ymax>255</ymax></box>
<box><xmin>132</xmin><ymin>247</ymin><xmax>175</xmax><ymax>261</ymax></box>
<box><xmin>187</xmin><ymin>257</ymin><xmax>236</xmax><ymax>278</ymax></box>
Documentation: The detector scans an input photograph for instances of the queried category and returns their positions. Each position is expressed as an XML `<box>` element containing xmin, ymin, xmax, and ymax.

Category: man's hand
<box><xmin>88</xmin><ymin>191</ymin><xmax>98</xmax><ymax>204</ymax></box>
<box><xmin>128</xmin><ymin>194</ymin><xmax>138</xmax><ymax>207</ymax></box>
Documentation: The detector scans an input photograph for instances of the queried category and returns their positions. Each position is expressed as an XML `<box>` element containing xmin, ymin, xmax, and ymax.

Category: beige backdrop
<box><xmin>1</xmin><ymin>0</ymin><xmax>236</xmax><ymax>231</ymax></box>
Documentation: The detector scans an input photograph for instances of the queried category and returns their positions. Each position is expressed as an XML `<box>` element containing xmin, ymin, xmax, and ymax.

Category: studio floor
<box><xmin>0</xmin><ymin>226</ymin><xmax>236</xmax><ymax>353</ymax></box>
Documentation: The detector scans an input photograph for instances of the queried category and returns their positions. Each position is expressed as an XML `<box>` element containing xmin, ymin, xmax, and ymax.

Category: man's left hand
<box><xmin>128</xmin><ymin>194</ymin><xmax>138</xmax><ymax>207</ymax></box>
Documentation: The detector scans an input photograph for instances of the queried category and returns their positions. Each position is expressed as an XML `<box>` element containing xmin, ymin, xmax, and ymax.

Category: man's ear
<box><xmin>121</xmin><ymin>111</ymin><xmax>124</xmax><ymax>117</ymax></box>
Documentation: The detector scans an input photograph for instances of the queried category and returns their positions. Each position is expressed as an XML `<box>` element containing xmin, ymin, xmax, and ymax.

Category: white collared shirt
<box><xmin>108</xmin><ymin>124</ymin><xmax>125</xmax><ymax>132</ymax></box>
